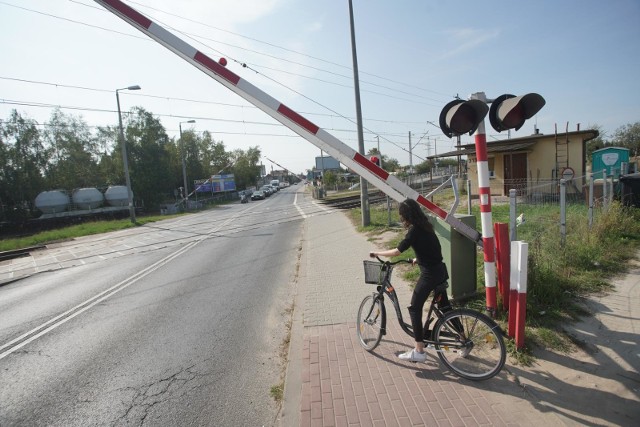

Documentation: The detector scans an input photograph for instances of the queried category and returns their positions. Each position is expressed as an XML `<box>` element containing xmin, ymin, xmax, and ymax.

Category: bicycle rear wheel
<box><xmin>433</xmin><ymin>308</ymin><xmax>506</xmax><ymax>381</ymax></box>
<box><xmin>356</xmin><ymin>294</ymin><xmax>385</xmax><ymax>351</ymax></box>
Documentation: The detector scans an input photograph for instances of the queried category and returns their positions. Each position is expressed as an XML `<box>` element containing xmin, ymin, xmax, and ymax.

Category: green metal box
<box><xmin>431</xmin><ymin>214</ymin><xmax>477</xmax><ymax>300</ymax></box>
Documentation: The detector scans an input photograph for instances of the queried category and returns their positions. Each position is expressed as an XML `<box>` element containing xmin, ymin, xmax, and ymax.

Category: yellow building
<box><xmin>431</xmin><ymin>129</ymin><xmax>599</xmax><ymax>197</ymax></box>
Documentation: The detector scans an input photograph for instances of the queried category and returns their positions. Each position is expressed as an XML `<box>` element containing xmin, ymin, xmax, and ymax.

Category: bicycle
<box><xmin>356</xmin><ymin>256</ymin><xmax>506</xmax><ymax>381</ymax></box>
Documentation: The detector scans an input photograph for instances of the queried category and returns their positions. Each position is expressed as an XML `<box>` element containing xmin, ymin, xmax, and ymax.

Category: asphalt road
<box><xmin>0</xmin><ymin>186</ymin><xmax>309</xmax><ymax>426</ymax></box>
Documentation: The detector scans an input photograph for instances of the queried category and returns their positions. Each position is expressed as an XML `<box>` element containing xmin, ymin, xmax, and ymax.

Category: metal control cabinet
<box><xmin>431</xmin><ymin>214</ymin><xmax>477</xmax><ymax>300</ymax></box>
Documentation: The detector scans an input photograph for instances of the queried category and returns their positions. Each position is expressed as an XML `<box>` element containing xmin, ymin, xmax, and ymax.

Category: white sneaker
<box><xmin>398</xmin><ymin>349</ymin><xmax>427</xmax><ymax>363</ymax></box>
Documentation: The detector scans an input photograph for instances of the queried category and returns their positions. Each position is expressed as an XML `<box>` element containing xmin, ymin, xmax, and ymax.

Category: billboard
<box><xmin>315</xmin><ymin>156</ymin><xmax>341</xmax><ymax>170</ymax></box>
<box><xmin>194</xmin><ymin>174</ymin><xmax>236</xmax><ymax>193</ymax></box>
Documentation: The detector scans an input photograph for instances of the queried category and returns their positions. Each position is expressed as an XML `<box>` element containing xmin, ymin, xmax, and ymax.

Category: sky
<box><xmin>1</xmin><ymin>0</ymin><xmax>639</xmax><ymax>176</ymax></box>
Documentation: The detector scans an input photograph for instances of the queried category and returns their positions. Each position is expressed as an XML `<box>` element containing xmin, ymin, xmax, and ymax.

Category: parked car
<box><xmin>251</xmin><ymin>190</ymin><xmax>265</xmax><ymax>200</ymax></box>
<box><xmin>260</xmin><ymin>186</ymin><xmax>273</xmax><ymax>196</ymax></box>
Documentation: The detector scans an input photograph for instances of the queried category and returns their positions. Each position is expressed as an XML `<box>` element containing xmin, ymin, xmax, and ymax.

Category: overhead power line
<box><xmin>0</xmin><ymin>99</ymin><xmax>426</xmax><ymax>145</ymax></box>
<box><xmin>2</xmin><ymin>0</ymin><xmax>451</xmax><ymax>106</ymax></box>
<box><xmin>0</xmin><ymin>76</ymin><xmax>433</xmax><ymax>126</ymax></box>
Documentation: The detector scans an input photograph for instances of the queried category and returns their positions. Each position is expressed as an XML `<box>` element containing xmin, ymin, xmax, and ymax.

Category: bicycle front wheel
<box><xmin>356</xmin><ymin>294</ymin><xmax>385</xmax><ymax>351</ymax></box>
<box><xmin>433</xmin><ymin>308</ymin><xmax>506</xmax><ymax>381</ymax></box>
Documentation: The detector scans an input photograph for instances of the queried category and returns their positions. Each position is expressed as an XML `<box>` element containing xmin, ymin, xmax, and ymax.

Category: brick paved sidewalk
<box><xmin>300</xmin><ymin>323</ymin><xmax>558</xmax><ymax>427</ymax></box>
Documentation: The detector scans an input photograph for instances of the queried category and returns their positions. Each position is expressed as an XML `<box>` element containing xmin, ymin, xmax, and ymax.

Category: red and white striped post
<box><xmin>471</xmin><ymin>92</ymin><xmax>497</xmax><ymax>316</ymax></box>
<box><xmin>509</xmin><ymin>241</ymin><xmax>528</xmax><ymax>348</ymax></box>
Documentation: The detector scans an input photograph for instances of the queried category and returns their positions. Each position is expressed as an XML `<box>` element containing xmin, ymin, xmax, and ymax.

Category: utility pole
<box><xmin>408</xmin><ymin>131</ymin><xmax>413</xmax><ymax>187</ymax></box>
<box><xmin>348</xmin><ymin>0</ymin><xmax>369</xmax><ymax>226</ymax></box>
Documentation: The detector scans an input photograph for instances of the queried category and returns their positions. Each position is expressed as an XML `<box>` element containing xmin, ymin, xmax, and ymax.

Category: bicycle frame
<box><xmin>372</xmin><ymin>262</ymin><xmax>453</xmax><ymax>346</ymax></box>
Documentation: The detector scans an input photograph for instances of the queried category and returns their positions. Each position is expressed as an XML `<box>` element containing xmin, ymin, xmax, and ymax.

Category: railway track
<box><xmin>318</xmin><ymin>192</ymin><xmax>391</xmax><ymax>209</ymax></box>
<box><xmin>318</xmin><ymin>179</ymin><xmax>443</xmax><ymax>210</ymax></box>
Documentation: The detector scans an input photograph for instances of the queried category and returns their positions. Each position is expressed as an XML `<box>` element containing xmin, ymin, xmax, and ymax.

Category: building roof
<box><xmin>428</xmin><ymin>129</ymin><xmax>599</xmax><ymax>160</ymax></box>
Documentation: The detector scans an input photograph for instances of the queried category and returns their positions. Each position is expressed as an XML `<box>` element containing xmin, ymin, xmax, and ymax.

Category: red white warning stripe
<box><xmin>95</xmin><ymin>0</ymin><xmax>482</xmax><ymax>245</ymax></box>
<box><xmin>473</xmin><ymin>121</ymin><xmax>497</xmax><ymax>312</ymax></box>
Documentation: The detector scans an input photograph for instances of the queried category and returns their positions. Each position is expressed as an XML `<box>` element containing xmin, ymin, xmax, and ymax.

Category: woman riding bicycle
<box><xmin>369</xmin><ymin>198</ymin><xmax>450</xmax><ymax>363</ymax></box>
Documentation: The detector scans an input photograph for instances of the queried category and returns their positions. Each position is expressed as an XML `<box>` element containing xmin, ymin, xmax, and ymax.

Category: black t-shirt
<box><xmin>397</xmin><ymin>225</ymin><xmax>443</xmax><ymax>267</ymax></box>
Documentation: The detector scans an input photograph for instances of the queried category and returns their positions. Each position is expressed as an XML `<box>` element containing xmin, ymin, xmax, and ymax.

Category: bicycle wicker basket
<box><xmin>363</xmin><ymin>260</ymin><xmax>392</xmax><ymax>284</ymax></box>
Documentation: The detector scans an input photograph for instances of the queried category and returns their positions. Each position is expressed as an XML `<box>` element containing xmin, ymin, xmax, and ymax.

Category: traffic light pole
<box><xmin>470</xmin><ymin>91</ymin><xmax>497</xmax><ymax>315</ymax></box>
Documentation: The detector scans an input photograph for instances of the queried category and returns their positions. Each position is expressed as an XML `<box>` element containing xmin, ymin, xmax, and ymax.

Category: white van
<box><xmin>270</xmin><ymin>179</ymin><xmax>280</xmax><ymax>192</ymax></box>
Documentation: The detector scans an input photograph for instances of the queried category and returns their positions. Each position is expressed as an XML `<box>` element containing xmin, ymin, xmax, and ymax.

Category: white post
<box><xmin>560</xmin><ymin>179</ymin><xmax>566</xmax><ymax>246</ymax></box>
<box><xmin>509</xmin><ymin>189</ymin><xmax>517</xmax><ymax>241</ymax></box>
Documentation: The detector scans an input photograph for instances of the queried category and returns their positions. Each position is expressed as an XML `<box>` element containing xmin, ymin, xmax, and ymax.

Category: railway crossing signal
<box><xmin>439</xmin><ymin>99</ymin><xmax>489</xmax><ymax>138</ymax></box>
<box><xmin>439</xmin><ymin>93</ymin><xmax>545</xmax><ymax>137</ymax></box>
<box><xmin>489</xmin><ymin>93</ymin><xmax>546</xmax><ymax>132</ymax></box>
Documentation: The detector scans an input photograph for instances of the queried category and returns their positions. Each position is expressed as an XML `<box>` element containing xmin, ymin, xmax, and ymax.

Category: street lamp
<box><xmin>179</xmin><ymin>120</ymin><xmax>196</xmax><ymax>208</ymax></box>
<box><xmin>116</xmin><ymin>85</ymin><xmax>141</xmax><ymax>223</ymax></box>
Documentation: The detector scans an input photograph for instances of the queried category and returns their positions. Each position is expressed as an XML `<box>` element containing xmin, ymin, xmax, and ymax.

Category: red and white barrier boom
<box><xmin>94</xmin><ymin>0</ymin><xmax>481</xmax><ymax>245</ymax></box>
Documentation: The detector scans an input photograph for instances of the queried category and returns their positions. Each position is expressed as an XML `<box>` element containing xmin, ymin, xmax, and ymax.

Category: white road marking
<box><xmin>294</xmin><ymin>192</ymin><xmax>307</xmax><ymax>218</ymax></box>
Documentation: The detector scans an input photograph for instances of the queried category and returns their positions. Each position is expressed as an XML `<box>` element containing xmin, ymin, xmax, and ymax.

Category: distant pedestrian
<box><xmin>369</xmin><ymin>198</ymin><xmax>449</xmax><ymax>362</ymax></box>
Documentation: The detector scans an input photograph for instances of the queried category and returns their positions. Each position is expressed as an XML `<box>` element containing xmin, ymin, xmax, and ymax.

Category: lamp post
<box><xmin>179</xmin><ymin>120</ymin><xmax>196</xmax><ymax>208</ymax></box>
<box><xmin>116</xmin><ymin>85</ymin><xmax>141</xmax><ymax>223</ymax></box>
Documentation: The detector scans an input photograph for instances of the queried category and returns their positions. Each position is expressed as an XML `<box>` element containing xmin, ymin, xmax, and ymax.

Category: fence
<box><xmin>399</xmin><ymin>172</ymin><xmax>628</xmax><ymax>246</ymax></box>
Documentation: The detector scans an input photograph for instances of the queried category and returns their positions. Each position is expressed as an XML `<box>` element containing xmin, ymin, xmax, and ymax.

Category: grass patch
<box><xmin>0</xmin><ymin>214</ymin><xmax>184</xmax><ymax>252</ymax></box>
<box><xmin>270</xmin><ymin>383</ymin><xmax>284</xmax><ymax>402</ymax></box>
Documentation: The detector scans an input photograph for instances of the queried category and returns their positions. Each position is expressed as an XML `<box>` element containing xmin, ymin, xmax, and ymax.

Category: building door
<box><xmin>503</xmin><ymin>153</ymin><xmax>527</xmax><ymax>195</ymax></box>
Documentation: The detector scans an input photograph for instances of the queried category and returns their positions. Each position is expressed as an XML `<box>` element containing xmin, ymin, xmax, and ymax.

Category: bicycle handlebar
<box><xmin>373</xmin><ymin>255</ymin><xmax>413</xmax><ymax>266</ymax></box>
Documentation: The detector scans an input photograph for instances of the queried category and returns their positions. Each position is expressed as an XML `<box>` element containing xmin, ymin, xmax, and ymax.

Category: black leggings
<box><xmin>408</xmin><ymin>263</ymin><xmax>448</xmax><ymax>343</ymax></box>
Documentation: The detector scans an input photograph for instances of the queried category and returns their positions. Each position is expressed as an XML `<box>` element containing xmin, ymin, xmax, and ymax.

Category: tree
<box><xmin>612</xmin><ymin>122</ymin><xmax>640</xmax><ymax>157</ymax></box>
<box><xmin>125</xmin><ymin>107</ymin><xmax>172</xmax><ymax>210</ymax></box>
<box><xmin>414</xmin><ymin>160</ymin><xmax>433</xmax><ymax>175</ymax></box>
<box><xmin>585</xmin><ymin>124</ymin><xmax>608</xmax><ymax>162</ymax></box>
<box><xmin>201</xmin><ymin>132</ymin><xmax>231</xmax><ymax>176</ymax></box>
<box><xmin>95</xmin><ymin>125</ymin><xmax>123</xmax><ymax>186</ymax></box>
<box><xmin>230</xmin><ymin>146</ymin><xmax>261</xmax><ymax>189</ymax></box>
<box><xmin>0</xmin><ymin>110</ymin><xmax>48</xmax><ymax>219</ymax></box>
<box><xmin>382</xmin><ymin>157</ymin><xmax>400</xmax><ymax>172</ymax></box>
<box><xmin>44</xmin><ymin>109</ymin><xmax>101</xmax><ymax>190</ymax></box>
<box><xmin>366</xmin><ymin>147</ymin><xmax>400</xmax><ymax>171</ymax></box>
<box><xmin>323</xmin><ymin>170</ymin><xmax>337</xmax><ymax>187</ymax></box>
<box><xmin>172</xmin><ymin>128</ymin><xmax>204</xmax><ymax>195</ymax></box>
